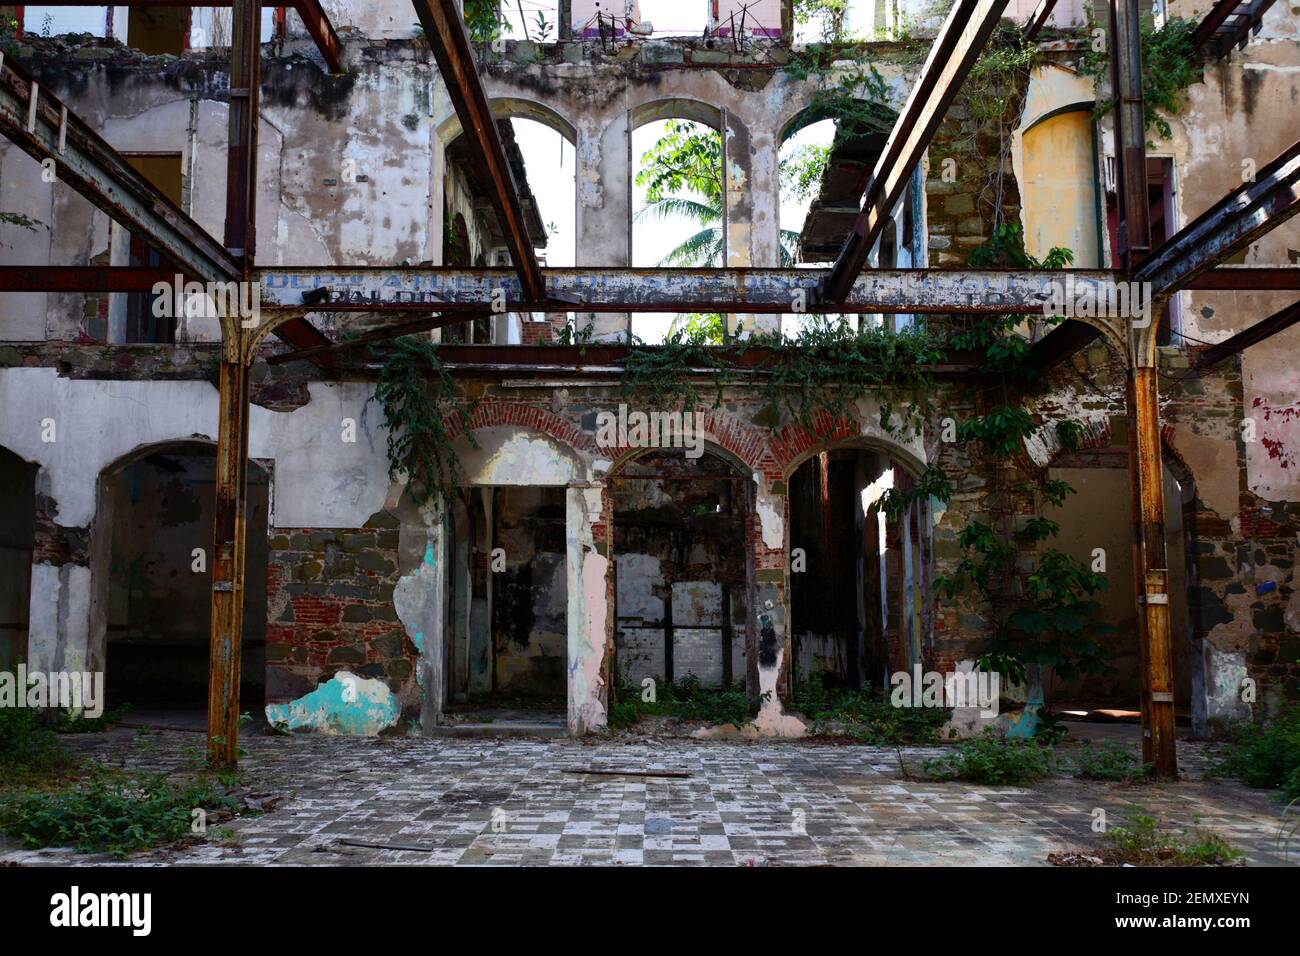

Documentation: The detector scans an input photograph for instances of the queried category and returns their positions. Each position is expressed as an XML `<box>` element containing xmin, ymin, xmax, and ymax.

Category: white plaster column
<box><xmin>566</xmin><ymin>483</ymin><xmax>609</xmax><ymax>734</ymax></box>
<box><xmin>393</xmin><ymin>501</ymin><xmax>447</xmax><ymax>732</ymax></box>
<box><xmin>576</xmin><ymin>112</ymin><xmax>632</xmax><ymax>342</ymax></box>
<box><xmin>741</xmin><ymin>114</ymin><xmax>782</xmax><ymax>336</ymax></box>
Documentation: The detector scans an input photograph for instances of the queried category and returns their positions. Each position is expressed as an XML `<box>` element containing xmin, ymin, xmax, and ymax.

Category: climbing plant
<box><xmin>1080</xmin><ymin>15</ymin><xmax>1201</xmax><ymax>141</ymax></box>
<box><xmin>371</xmin><ymin>335</ymin><xmax>476</xmax><ymax>510</ymax></box>
<box><xmin>934</xmin><ymin>225</ymin><xmax>1116</xmax><ymax>692</ymax></box>
<box><xmin>746</xmin><ymin>318</ymin><xmax>944</xmax><ymax>437</ymax></box>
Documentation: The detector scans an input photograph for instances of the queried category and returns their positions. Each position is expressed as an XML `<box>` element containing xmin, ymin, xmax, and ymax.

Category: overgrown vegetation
<box><xmin>1104</xmin><ymin>813</ymin><xmax>1242</xmax><ymax>866</ymax></box>
<box><xmin>0</xmin><ymin>707</ymin><xmax>79</xmax><ymax>786</ymax></box>
<box><xmin>924</xmin><ymin>731</ymin><xmax>1056</xmax><ymax>785</ymax></box>
<box><xmin>1080</xmin><ymin>16</ymin><xmax>1201</xmax><ymax>141</ymax></box>
<box><xmin>608</xmin><ymin>675</ymin><xmax>753</xmax><ymax>730</ymax></box>
<box><xmin>0</xmin><ymin>766</ymin><xmax>248</xmax><ymax>859</ymax></box>
<box><xmin>792</xmin><ymin>679</ymin><xmax>948</xmax><ymax>744</ymax></box>
<box><xmin>1211</xmin><ymin>707</ymin><xmax>1300</xmax><ymax>801</ymax></box>
<box><xmin>372</xmin><ymin>335</ymin><xmax>476</xmax><ymax>509</ymax></box>
<box><xmin>1074</xmin><ymin>740</ymin><xmax>1152</xmax><ymax>782</ymax></box>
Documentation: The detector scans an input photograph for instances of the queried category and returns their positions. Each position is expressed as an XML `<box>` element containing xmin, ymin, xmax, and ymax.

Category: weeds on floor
<box><xmin>1210</xmin><ymin>706</ymin><xmax>1300</xmax><ymax>801</ymax></box>
<box><xmin>1074</xmin><ymin>741</ymin><xmax>1153</xmax><ymax>783</ymax></box>
<box><xmin>53</xmin><ymin>704</ymin><xmax>132</xmax><ymax>734</ymax></box>
<box><xmin>609</xmin><ymin>675</ymin><xmax>752</xmax><ymax>729</ymax></box>
<box><xmin>0</xmin><ymin>765</ymin><xmax>250</xmax><ymax>859</ymax></box>
<box><xmin>0</xmin><ymin>707</ymin><xmax>80</xmax><ymax>787</ymax></box>
<box><xmin>924</xmin><ymin>730</ymin><xmax>1055</xmax><ymax>785</ymax></box>
<box><xmin>792</xmin><ymin>679</ymin><xmax>949</xmax><ymax>745</ymax></box>
<box><xmin>1105</xmin><ymin>813</ymin><xmax>1242</xmax><ymax>866</ymax></box>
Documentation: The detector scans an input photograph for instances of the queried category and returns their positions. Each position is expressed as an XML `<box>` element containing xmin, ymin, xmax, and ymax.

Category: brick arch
<box><xmin>441</xmin><ymin>401</ymin><xmax>598</xmax><ymax>457</ymax></box>
<box><xmin>767</xmin><ymin>411</ymin><xmax>926</xmax><ymax>479</ymax></box>
<box><xmin>601</xmin><ymin>406</ymin><xmax>774</xmax><ymax>476</ymax></box>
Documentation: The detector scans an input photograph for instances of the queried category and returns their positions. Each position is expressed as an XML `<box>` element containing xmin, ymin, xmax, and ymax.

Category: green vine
<box><xmin>372</xmin><ymin>336</ymin><xmax>476</xmax><ymax>510</ymax></box>
<box><xmin>1080</xmin><ymin>15</ymin><xmax>1201</xmax><ymax>141</ymax></box>
<box><xmin>935</xmin><ymin>225</ymin><xmax>1115</xmax><ymax>693</ymax></box>
<box><xmin>748</xmin><ymin>319</ymin><xmax>943</xmax><ymax>437</ymax></box>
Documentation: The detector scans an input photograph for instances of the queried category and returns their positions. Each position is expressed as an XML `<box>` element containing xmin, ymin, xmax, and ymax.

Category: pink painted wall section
<box><xmin>1004</xmin><ymin>0</ymin><xmax>1086</xmax><ymax>28</ymax></box>
<box><xmin>716</xmin><ymin>0</ymin><xmax>783</xmax><ymax>36</ymax></box>
<box><xmin>573</xmin><ymin>0</ymin><xmax>636</xmax><ymax>36</ymax></box>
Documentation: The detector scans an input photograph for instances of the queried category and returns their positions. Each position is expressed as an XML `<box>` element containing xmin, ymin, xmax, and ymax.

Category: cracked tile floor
<box><xmin>2</xmin><ymin>724</ymin><xmax>1296</xmax><ymax>866</ymax></box>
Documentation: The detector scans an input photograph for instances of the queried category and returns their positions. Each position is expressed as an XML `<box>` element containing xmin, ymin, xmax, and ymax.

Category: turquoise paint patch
<box><xmin>264</xmin><ymin>672</ymin><xmax>400</xmax><ymax>736</ymax></box>
<box><xmin>423</xmin><ymin>542</ymin><xmax>435</xmax><ymax>565</ymax></box>
<box><xmin>411</xmin><ymin>631</ymin><xmax>425</xmax><ymax>653</ymax></box>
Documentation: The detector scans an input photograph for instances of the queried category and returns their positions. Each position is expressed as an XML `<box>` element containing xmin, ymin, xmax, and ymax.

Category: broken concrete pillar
<box><xmin>576</xmin><ymin>113</ymin><xmax>632</xmax><ymax>342</ymax></box>
<box><xmin>566</xmin><ymin>483</ymin><xmax>609</xmax><ymax>733</ymax></box>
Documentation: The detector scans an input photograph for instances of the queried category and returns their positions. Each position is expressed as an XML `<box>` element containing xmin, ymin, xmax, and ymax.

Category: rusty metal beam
<box><xmin>1191</xmin><ymin>0</ymin><xmax>1242</xmax><ymax>50</ymax></box>
<box><xmin>1192</xmin><ymin>299</ymin><xmax>1300</xmax><ymax>370</ymax></box>
<box><xmin>291</xmin><ymin>0</ymin><xmax>345</xmax><ymax>73</ymax></box>
<box><xmin>412</xmin><ymin>0</ymin><xmax>545</xmax><ymax>302</ymax></box>
<box><xmin>266</xmin><ymin>312</ymin><xmax>480</xmax><ymax>364</ymax></box>
<box><xmin>24</xmin><ymin>1</ymin><xmax>346</xmax><ymax>72</ymax></box>
<box><xmin>1186</xmin><ymin>266</ymin><xmax>1300</xmax><ymax>290</ymax></box>
<box><xmin>0</xmin><ymin>54</ymin><xmax>238</xmax><ymax>285</ymax></box>
<box><xmin>1022</xmin><ymin>0</ymin><xmax>1057</xmax><ymax>41</ymax></box>
<box><xmin>7</xmin><ymin>264</ymin><xmax>1292</xmax><ymax>297</ymax></box>
<box><xmin>208</xmin><ymin>0</ymin><xmax>261</xmax><ymax>770</ymax></box>
<box><xmin>255</xmin><ymin>266</ymin><xmax>1120</xmax><ymax>317</ymax></box>
<box><xmin>822</xmin><ymin>0</ymin><xmax>1010</xmax><ymax>303</ymax></box>
<box><xmin>207</xmin><ymin>355</ymin><xmax>252</xmax><ymax>769</ymax></box>
<box><xmin>0</xmin><ymin>265</ymin><xmax>180</xmax><ymax>292</ymax></box>
<box><xmin>1135</xmin><ymin>138</ymin><xmax>1300</xmax><ymax>297</ymax></box>
<box><xmin>1110</xmin><ymin>0</ymin><xmax>1151</xmax><ymax>270</ymax></box>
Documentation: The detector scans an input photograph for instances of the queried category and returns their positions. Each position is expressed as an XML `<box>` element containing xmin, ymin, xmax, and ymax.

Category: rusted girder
<box><xmin>1135</xmin><ymin>138</ymin><xmax>1300</xmax><ymax>298</ymax></box>
<box><xmin>254</xmin><ymin>266</ymin><xmax>1119</xmax><ymax>318</ymax></box>
<box><xmin>266</xmin><ymin>312</ymin><xmax>482</xmax><ymax>364</ymax></box>
<box><xmin>1192</xmin><ymin>0</ymin><xmax>1278</xmax><ymax>57</ymax></box>
<box><xmin>23</xmin><ymin>1</ymin><xmax>346</xmax><ymax>73</ymax></box>
<box><xmin>1186</xmin><ymin>266</ymin><xmax>1300</xmax><ymax>290</ymax></box>
<box><xmin>0</xmin><ymin>54</ymin><xmax>239</xmax><ymax>285</ymax></box>
<box><xmin>224</xmin><ymin>0</ymin><xmax>261</xmax><ymax>270</ymax></box>
<box><xmin>291</xmin><ymin>0</ymin><xmax>346</xmax><ymax>73</ymax></box>
<box><xmin>0</xmin><ymin>266</ymin><xmax>181</xmax><ymax>292</ymax></box>
<box><xmin>1110</xmin><ymin>0</ymin><xmax>1151</xmax><ymax>269</ymax></box>
<box><xmin>411</xmin><ymin>0</ymin><xmax>545</xmax><ymax>302</ymax></box>
<box><xmin>1022</xmin><ymin>0</ymin><xmax>1057</xmax><ymax>41</ymax></box>
<box><xmin>822</xmin><ymin>0</ymin><xmax>1010</xmax><ymax>303</ymax></box>
<box><xmin>1192</xmin><ymin>299</ymin><xmax>1300</xmax><ymax>370</ymax></box>
<box><xmin>208</xmin><ymin>0</ymin><xmax>262</xmax><ymax>770</ymax></box>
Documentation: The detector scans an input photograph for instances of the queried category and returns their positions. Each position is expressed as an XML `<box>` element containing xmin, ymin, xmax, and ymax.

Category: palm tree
<box><xmin>635</xmin><ymin>120</ymin><xmax>801</xmax><ymax>268</ymax></box>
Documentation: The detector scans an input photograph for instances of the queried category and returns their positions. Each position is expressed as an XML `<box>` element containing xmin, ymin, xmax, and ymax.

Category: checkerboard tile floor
<box><xmin>2</xmin><ymin>729</ymin><xmax>1295</xmax><ymax>866</ymax></box>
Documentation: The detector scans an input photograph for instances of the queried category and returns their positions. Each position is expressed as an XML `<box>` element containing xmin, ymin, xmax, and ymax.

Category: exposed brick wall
<box><xmin>264</xmin><ymin>510</ymin><xmax>418</xmax><ymax>710</ymax></box>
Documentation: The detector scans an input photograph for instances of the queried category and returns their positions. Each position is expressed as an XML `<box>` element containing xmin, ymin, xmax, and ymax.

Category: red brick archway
<box><xmin>442</xmin><ymin>401</ymin><xmax>599</xmax><ymax>457</ymax></box>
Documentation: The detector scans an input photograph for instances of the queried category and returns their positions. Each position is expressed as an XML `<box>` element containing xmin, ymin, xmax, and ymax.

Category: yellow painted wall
<box><xmin>1021</xmin><ymin>110</ymin><xmax>1099</xmax><ymax>268</ymax></box>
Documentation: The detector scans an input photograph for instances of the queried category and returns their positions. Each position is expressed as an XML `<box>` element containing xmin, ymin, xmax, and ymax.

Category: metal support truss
<box><xmin>822</xmin><ymin>0</ymin><xmax>1010</xmax><ymax>303</ymax></box>
<box><xmin>411</xmin><ymin>0</ymin><xmax>546</xmax><ymax>303</ymax></box>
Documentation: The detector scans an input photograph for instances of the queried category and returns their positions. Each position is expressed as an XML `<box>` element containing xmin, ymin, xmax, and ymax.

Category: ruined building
<box><xmin>0</xmin><ymin>0</ymin><xmax>1295</xmax><ymax>776</ymax></box>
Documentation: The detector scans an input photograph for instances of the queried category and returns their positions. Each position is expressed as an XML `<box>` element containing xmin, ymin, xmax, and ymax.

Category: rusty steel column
<box><xmin>208</xmin><ymin>0</ymin><xmax>262</xmax><ymax>768</ymax></box>
<box><xmin>1111</xmin><ymin>0</ymin><xmax>1175</xmax><ymax>778</ymax></box>
<box><xmin>208</xmin><ymin>355</ymin><xmax>253</xmax><ymax>767</ymax></box>
<box><xmin>225</xmin><ymin>0</ymin><xmax>262</xmax><ymax>269</ymax></box>
<box><xmin>1126</xmin><ymin>364</ymin><xmax>1178</xmax><ymax>778</ymax></box>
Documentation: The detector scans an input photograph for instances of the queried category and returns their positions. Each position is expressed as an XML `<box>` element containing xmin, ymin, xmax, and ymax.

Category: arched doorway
<box><xmin>610</xmin><ymin>447</ymin><xmax>752</xmax><ymax>694</ymax></box>
<box><xmin>94</xmin><ymin>442</ymin><xmax>270</xmax><ymax>719</ymax></box>
<box><xmin>787</xmin><ymin>443</ymin><xmax>928</xmax><ymax>693</ymax></box>
<box><xmin>0</xmin><ymin>446</ymin><xmax>37</xmax><ymax>672</ymax></box>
